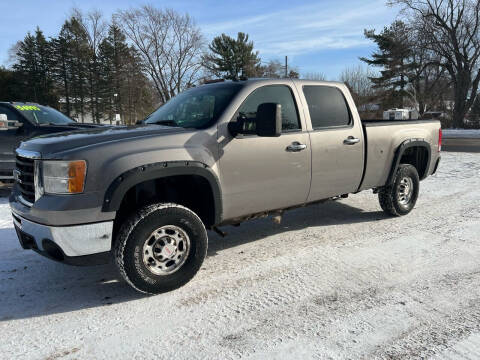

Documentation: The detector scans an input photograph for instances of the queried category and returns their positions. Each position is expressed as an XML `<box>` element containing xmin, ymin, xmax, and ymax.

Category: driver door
<box><xmin>219</xmin><ymin>85</ymin><xmax>311</xmax><ymax>220</ymax></box>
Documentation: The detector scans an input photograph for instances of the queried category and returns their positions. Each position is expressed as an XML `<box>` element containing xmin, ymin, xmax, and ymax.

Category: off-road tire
<box><xmin>114</xmin><ymin>203</ymin><xmax>208</xmax><ymax>294</ymax></box>
<box><xmin>378</xmin><ymin>164</ymin><xmax>419</xmax><ymax>216</ymax></box>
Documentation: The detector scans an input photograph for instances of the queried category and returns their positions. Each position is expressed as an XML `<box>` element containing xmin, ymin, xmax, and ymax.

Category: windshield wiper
<box><xmin>148</xmin><ymin>120</ymin><xmax>179</xmax><ymax>127</ymax></box>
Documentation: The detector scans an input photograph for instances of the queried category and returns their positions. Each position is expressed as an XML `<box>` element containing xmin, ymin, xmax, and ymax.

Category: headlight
<box><xmin>41</xmin><ymin>160</ymin><xmax>87</xmax><ymax>194</ymax></box>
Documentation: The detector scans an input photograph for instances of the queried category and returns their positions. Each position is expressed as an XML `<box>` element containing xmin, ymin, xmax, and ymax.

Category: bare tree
<box><xmin>340</xmin><ymin>65</ymin><xmax>376</xmax><ymax>105</ymax></box>
<box><xmin>390</xmin><ymin>0</ymin><xmax>480</xmax><ymax>127</ymax></box>
<box><xmin>72</xmin><ymin>8</ymin><xmax>107</xmax><ymax>123</ymax></box>
<box><xmin>260</xmin><ymin>59</ymin><xmax>284</xmax><ymax>78</ymax></box>
<box><xmin>340</xmin><ymin>64</ymin><xmax>383</xmax><ymax>118</ymax></box>
<box><xmin>257</xmin><ymin>59</ymin><xmax>299</xmax><ymax>78</ymax></box>
<box><xmin>73</xmin><ymin>9</ymin><xmax>107</xmax><ymax>57</ymax></box>
<box><xmin>302</xmin><ymin>72</ymin><xmax>327</xmax><ymax>81</ymax></box>
<box><xmin>407</xmin><ymin>47</ymin><xmax>451</xmax><ymax>113</ymax></box>
<box><xmin>116</xmin><ymin>6</ymin><xmax>204</xmax><ymax>103</ymax></box>
<box><xmin>403</xmin><ymin>28</ymin><xmax>446</xmax><ymax>112</ymax></box>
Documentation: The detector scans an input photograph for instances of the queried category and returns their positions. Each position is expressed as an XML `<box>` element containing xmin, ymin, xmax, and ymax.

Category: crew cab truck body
<box><xmin>9</xmin><ymin>79</ymin><xmax>441</xmax><ymax>293</ymax></box>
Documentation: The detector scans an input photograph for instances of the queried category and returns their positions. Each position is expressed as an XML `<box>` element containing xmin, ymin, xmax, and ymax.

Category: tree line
<box><xmin>0</xmin><ymin>6</ymin><xmax>300</xmax><ymax>124</ymax></box>
<box><xmin>0</xmin><ymin>1</ymin><xmax>479</xmax><ymax>128</ymax></box>
<box><xmin>1</xmin><ymin>10</ymin><xmax>156</xmax><ymax>124</ymax></box>
<box><xmin>357</xmin><ymin>0</ymin><xmax>480</xmax><ymax>128</ymax></box>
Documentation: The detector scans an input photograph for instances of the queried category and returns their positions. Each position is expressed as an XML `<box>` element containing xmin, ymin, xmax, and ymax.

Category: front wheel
<box><xmin>378</xmin><ymin>164</ymin><xmax>420</xmax><ymax>216</ymax></box>
<box><xmin>114</xmin><ymin>203</ymin><xmax>208</xmax><ymax>294</ymax></box>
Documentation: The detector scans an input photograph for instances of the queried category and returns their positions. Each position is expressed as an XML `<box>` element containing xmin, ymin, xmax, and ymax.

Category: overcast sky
<box><xmin>0</xmin><ymin>0</ymin><xmax>400</xmax><ymax>79</ymax></box>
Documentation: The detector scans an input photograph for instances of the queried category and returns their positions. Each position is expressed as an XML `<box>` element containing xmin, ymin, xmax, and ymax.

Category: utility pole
<box><xmin>285</xmin><ymin>56</ymin><xmax>288</xmax><ymax>78</ymax></box>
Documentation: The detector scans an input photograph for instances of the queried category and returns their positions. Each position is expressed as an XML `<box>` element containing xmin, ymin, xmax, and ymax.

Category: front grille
<box><xmin>15</xmin><ymin>155</ymin><xmax>35</xmax><ymax>204</ymax></box>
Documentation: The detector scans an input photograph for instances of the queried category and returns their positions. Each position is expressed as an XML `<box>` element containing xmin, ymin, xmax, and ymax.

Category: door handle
<box><xmin>343</xmin><ymin>136</ymin><xmax>360</xmax><ymax>145</ymax></box>
<box><xmin>286</xmin><ymin>141</ymin><xmax>307</xmax><ymax>152</ymax></box>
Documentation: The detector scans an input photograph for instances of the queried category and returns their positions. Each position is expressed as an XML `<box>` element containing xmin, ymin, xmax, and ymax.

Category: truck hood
<box><xmin>18</xmin><ymin>125</ymin><xmax>189</xmax><ymax>157</ymax></box>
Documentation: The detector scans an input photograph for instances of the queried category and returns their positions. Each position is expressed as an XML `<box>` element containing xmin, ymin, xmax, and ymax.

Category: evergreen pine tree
<box><xmin>360</xmin><ymin>21</ymin><xmax>415</xmax><ymax>108</ymax></box>
<box><xmin>0</xmin><ymin>67</ymin><xmax>23</xmax><ymax>101</ymax></box>
<box><xmin>51</xmin><ymin>25</ymin><xmax>74</xmax><ymax>116</ymax></box>
<box><xmin>98</xmin><ymin>24</ymin><xmax>130</xmax><ymax>123</ymax></box>
<box><xmin>13</xmin><ymin>28</ymin><xmax>57</xmax><ymax>106</ymax></box>
<box><xmin>9</xmin><ymin>13</ymin><xmax>156</xmax><ymax>123</ymax></box>
<box><xmin>66</xmin><ymin>18</ymin><xmax>90</xmax><ymax>122</ymax></box>
<box><xmin>204</xmin><ymin>32</ymin><xmax>261</xmax><ymax>80</ymax></box>
<box><xmin>13</xmin><ymin>32</ymin><xmax>39</xmax><ymax>102</ymax></box>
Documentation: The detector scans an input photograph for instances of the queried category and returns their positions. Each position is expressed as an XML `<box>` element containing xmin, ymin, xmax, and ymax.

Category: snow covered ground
<box><xmin>1</xmin><ymin>152</ymin><xmax>480</xmax><ymax>359</ymax></box>
<box><xmin>443</xmin><ymin>129</ymin><xmax>480</xmax><ymax>138</ymax></box>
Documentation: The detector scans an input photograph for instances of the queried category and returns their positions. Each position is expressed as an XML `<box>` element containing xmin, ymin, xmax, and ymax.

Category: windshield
<box><xmin>14</xmin><ymin>104</ymin><xmax>75</xmax><ymax>125</ymax></box>
<box><xmin>145</xmin><ymin>82</ymin><xmax>244</xmax><ymax>129</ymax></box>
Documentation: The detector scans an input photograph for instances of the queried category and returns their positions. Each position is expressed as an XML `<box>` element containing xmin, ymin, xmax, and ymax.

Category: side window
<box><xmin>0</xmin><ymin>105</ymin><xmax>20</xmax><ymax>121</ymax></box>
<box><xmin>303</xmin><ymin>86</ymin><xmax>351</xmax><ymax>129</ymax></box>
<box><xmin>236</xmin><ymin>85</ymin><xmax>301</xmax><ymax>132</ymax></box>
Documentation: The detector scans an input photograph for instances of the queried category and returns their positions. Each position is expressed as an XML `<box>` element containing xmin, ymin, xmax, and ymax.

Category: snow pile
<box><xmin>0</xmin><ymin>198</ymin><xmax>11</xmax><ymax>229</ymax></box>
<box><xmin>1</xmin><ymin>152</ymin><xmax>480</xmax><ymax>359</ymax></box>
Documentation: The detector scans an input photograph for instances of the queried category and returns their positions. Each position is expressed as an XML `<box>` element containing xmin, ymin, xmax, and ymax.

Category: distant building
<box><xmin>383</xmin><ymin>108</ymin><xmax>419</xmax><ymax>120</ymax></box>
<box><xmin>358</xmin><ymin>103</ymin><xmax>381</xmax><ymax>112</ymax></box>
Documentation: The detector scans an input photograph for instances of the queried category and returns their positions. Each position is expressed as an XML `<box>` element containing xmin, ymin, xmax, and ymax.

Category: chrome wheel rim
<box><xmin>397</xmin><ymin>176</ymin><xmax>414</xmax><ymax>206</ymax></box>
<box><xmin>142</xmin><ymin>225</ymin><xmax>190</xmax><ymax>276</ymax></box>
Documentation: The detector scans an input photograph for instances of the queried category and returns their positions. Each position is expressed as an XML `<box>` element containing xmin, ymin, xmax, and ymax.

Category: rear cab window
<box><xmin>303</xmin><ymin>86</ymin><xmax>351</xmax><ymax>129</ymax></box>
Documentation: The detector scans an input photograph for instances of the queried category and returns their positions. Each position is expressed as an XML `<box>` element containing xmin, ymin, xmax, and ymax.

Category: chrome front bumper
<box><xmin>12</xmin><ymin>213</ymin><xmax>113</xmax><ymax>257</ymax></box>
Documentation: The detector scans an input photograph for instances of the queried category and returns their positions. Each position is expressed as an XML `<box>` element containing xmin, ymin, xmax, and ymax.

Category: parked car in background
<box><xmin>0</xmin><ymin>102</ymin><xmax>104</xmax><ymax>181</ymax></box>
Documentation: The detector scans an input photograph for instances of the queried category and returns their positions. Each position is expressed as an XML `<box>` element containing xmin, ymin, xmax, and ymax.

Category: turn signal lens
<box><xmin>68</xmin><ymin>161</ymin><xmax>87</xmax><ymax>193</ymax></box>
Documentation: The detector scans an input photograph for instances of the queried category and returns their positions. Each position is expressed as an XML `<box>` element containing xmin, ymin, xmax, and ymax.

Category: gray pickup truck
<box><xmin>9</xmin><ymin>79</ymin><xmax>441</xmax><ymax>294</ymax></box>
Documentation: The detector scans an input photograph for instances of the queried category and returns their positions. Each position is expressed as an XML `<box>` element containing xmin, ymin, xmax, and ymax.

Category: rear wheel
<box><xmin>378</xmin><ymin>164</ymin><xmax>419</xmax><ymax>216</ymax></box>
<box><xmin>114</xmin><ymin>203</ymin><xmax>207</xmax><ymax>294</ymax></box>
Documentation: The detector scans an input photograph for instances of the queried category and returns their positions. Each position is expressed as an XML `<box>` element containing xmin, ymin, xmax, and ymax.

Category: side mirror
<box><xmin>135</xmin><ymin>119</ymin><xmax>144</xmax><ymax>125</ymax></box>
<box><xmin>255</xmin><ymin>103</ymin><xmax>282</xmax><ymax>137</ymax></box>
<box><xmin>228</xmin><ymin>103</ymin><xmax>282</xmax><ymax>137</ymax></box>
<box><xmin>0</xmin><ymin>114</ymin><xmax>22</xmax><ymax>131</ymax></box>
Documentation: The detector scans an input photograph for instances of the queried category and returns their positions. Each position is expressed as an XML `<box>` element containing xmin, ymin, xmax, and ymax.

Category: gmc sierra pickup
<box><xmin>9</xmin><ymin>79</ymin><xmax>441</xmax><ymax>294</ymax></box>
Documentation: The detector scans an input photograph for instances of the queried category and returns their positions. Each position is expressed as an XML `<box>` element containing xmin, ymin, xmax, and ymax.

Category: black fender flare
<box><xmin>102</xmin><ymin>161</ymin><xmax>223</xmax><ymax>224</ymax></box>
<box><xmin>386</xmin><ymin>139</ymin><xmax>431</xmax><ymax>185</ymax></box>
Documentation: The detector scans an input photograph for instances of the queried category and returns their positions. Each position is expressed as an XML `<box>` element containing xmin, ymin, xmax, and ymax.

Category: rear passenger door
<box><xmin>300</xmin><ymin>85</ymin><xmax>364</xmax><ymax>201</ymax></box>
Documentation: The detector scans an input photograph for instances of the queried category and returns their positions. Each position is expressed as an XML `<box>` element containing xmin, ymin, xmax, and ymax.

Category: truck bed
<box><xmin>361</xmin><ymin>119</ymin><xmax>438</xmax><ymax>125</ymax></box>
<box><xmin>359</xmin><ymin>119</ymin><xmax>441</xmax><ymax>191</ymax></box>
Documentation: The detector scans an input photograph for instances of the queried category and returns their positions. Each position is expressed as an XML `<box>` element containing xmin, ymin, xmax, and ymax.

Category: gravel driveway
<box><xmin>1</xmin><ymin>152</ymin><xmax>479</xmax><ymax>359</ymax></box>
